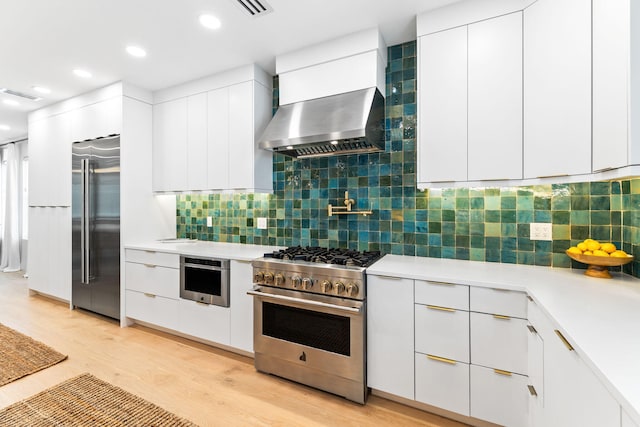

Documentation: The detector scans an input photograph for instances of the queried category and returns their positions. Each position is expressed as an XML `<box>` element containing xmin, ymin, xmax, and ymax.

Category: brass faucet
<box><xmin>327</xmin><ymin>191</ymin><xmax>372</xmax><ymax>217</ymax></box>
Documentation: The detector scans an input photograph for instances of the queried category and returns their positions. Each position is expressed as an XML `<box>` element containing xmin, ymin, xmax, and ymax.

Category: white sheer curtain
<box><xmin>0</xmin><ymin>143</ymin><xmax>21</xmax><ymax>272</ymax></box>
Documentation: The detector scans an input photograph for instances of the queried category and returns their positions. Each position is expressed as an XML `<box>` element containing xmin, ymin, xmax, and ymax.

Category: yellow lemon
<box><xmin>583</xmin><ymin>250</ymin><xmax>593</xmax><ymax>255</ymax></box>
<box><xmin>611</xmin><ymin>250</ymin><xmax>629</xmax><ymax>258</ymax></box>
<box><xmin>577</xmin><ymin>242</ymin><xmax>588</xmax><ymax>251</ymax></box>
<box><xmin>600</xmin><ymin>243</ymin><xmax>617</xmax><ymax>254</ymax></box>
<box><xmin>583</xmin><ymin>238</ymin><xmax>596</xmax><ymax>244</ymax></box>
<box><xmin>592</xmin><ymin>249</ymin><xmax>609</xmax><ymax>257</ymax></box>
<box><xmin>586</xmin><ymin>240</ymin><xmax>601</xmax><ymax>252</ymax></box>
<box><xmin>567</xmin><ymin>247</ymin><xmax>582</xmax><ymax>255</ymax></box>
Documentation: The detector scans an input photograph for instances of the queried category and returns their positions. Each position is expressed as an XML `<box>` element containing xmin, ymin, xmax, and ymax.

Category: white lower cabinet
<box><xmin>470</xmin><ymin>364</ymin><xmax>528</xmax><ymax>427</ymax></box>
<box><xmin>177</xmin><ymin>299</ymin><xmax>230</xmax><ymax>345</ymax></box>
<box><xmin>125</xmin><ymin>290</ymin><xmax>178</xmax><ymax>331</ymax></box>
<box><xmin>125</xmin><ymin>262</ymin><xmax>179</xmax><ymax>299</ymax></box>
<box><xmin>367</xmin><ymin>275</ymin><xmax>414</xmax><ymax>399</ymax></box>
<box><xmin>622</xmin><ymin>409</ymin><xmax>640</xmax><ymax>427</ymax></box>
<box><xmin>415</xmin><ymin>353</ymin><xmax>470</xmax><ymax>416</ymax></box>
<box><xmin>415</xmin><ymin>304</ymin><xmax>469</xmax><ymax>363</ymax></box>
<box><xmin>229</xmin><ymin>260</ymin><xmax>254</xmax><ymax>353</ymax></box>
<box><xmin>470</xmin><ymin>312</ymin><xmax>528</xmax><ymax>375</ymax></box>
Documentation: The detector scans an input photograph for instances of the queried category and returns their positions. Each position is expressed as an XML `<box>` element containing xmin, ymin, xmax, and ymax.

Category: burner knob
<box><xmin>334</xmin><ymin>282</ymin><xmax>345</xmax><ymax>295</ymax></box>
<box><xmin>274</xmin><ymin>273</ymin><xmax>285</xmax><ymax>286</ymax></box>
<box><xmin>320</xmin><ymin>280</ymin><xmax>333</xmax><ymax>293</ymax></box>
<box><xmin>291</xmin><ymin>276</ymin><xmax>302</xmax><ymax>288</ymax></box>
<box><xmin>301</xmin><ymin>278</ymin><xmax>313</xmax><ymax>290</ymax></box>
<box><xmin>264</xmin><ymin>272</ymin><xmax>274</xmax><ymax>285</ymax></box>
<box><xmin>254</xmin><ymin>271</ymin><xmax>264</xmax><ymax>283</ymax></box>
<box><xmin>346</xmin><ymin>283</ymin><xmax>359</xmax><ymax>297</ymax></box>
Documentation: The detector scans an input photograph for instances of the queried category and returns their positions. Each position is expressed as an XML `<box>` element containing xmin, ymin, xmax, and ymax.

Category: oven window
<box><xmin>262</xmin><ymin>302</ymin><xmax>351</xmax><ymax>356</ymax></box>
<box><xmin>184</xmin><ymin>267</ymin><xmax>222</xmax><ymax>296</ymax></box>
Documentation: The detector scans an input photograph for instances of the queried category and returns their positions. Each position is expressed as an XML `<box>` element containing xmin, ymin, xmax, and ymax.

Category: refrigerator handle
<box><xmin>81</xmin><ymin>158</ymin><xmax>90</xmax><ymax>285</ymax></box>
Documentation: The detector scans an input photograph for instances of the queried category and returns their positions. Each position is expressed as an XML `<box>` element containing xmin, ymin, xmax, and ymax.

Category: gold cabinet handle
<box><xmin>196</xmin><ymin>301</ymin><xmax>209</xmax><ymax>306</ymax></box>
<box><xmin>143</xmin><ymin>293</ymin><xmax>156</xmax><ymax>298</ymax></box>
<box><xmin>427</xmin><ymin>305</ymin><xmax>456</xmax><ymax>312</ymax></box>
<box><xmin>528</xmin><ymin>385</ymin><xmax>538</xmax><ymax>396</ymax></box>
<box><xmin>144</xmin><ymin>264</ymin><xmax>156</xmax><ymax>268</ymax></box>
<box><xmin>494</xmin><ymin>369</ymin><xmax>512</xmax><ymax>376</ymax></box>
<box><xmin>493</xmin><ymin>314</ymin><xmax>511</xmax><ymax>320</ymax></box>
<box><xmin>555</xmin><ymin>329</ymin><xmax>574</xmax><ymax>351</ymax></box>
<box><xmin>527</xmin><ymin>295</ymin><xmax>534</xmax><ymax>302</ymax></box>
<box><xmin>429</xmin><ymin>281</ymin><xmax>456</xmax><ymax>286</ymax></box>
<box><xmin>527</xmin><ymin>324</ymin><xmax>538</xmax><ymax>334</ymax></box>
<box><xmin>144</xmin><ymin>250</ymin><xmax>156</xmax><ymax>253</ymax></box>
<box><xmin>427</xmin><ymin>354</ymin><xmax>457</xmax><ymax>365</ymax></box>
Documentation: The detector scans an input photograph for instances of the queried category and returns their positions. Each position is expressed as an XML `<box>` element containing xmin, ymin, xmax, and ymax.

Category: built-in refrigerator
<box><xmin>71</xmin><ymin>135</ymin><xmax>120</xmax><ymax>320</ymax></box>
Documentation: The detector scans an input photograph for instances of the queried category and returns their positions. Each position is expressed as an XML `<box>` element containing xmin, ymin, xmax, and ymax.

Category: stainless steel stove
<box><xmin>248</xmin><ymin>246</ymin><xmax>382</xmax><ymax>404</ymax></box>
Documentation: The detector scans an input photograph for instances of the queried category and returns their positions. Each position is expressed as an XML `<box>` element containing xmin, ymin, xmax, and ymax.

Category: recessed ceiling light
<box><xmin>199</xmin><ymin>14</ymin><xmax>221</xmax><ymax>30</ymax></box>
<box><xmin>32</xmin><ymin>86</ymin><xmax>51</xmax><ymax>94</ymax></box>
<box><xmin>73</xmin><ymin>69</ymin><xmax>92</xmax><ymax>78</ymax></box>
<box><xmin>0</xmin><ymin>124</ymin><xmax>10</xmax><ymax>131</ymax></box>
<box><xmin>2</xmin><ymin>99</ymin><xmax>19</xmax><ymax>106</ymax></box>
<box><xmin>126</xmin><ymin>45</ymin><xmax>147</xmax><ymax>58</ymax></box>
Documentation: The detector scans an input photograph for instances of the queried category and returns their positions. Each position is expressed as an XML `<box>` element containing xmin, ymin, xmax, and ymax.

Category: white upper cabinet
<box><xmin>468</xmin><ymin>12</ymin><xmax>522</xmax><ymax>181</ymax></box>
<box><xmin>418</xmin><ymin>26</ymin><xmax>467</xmax><ymax>183</ymax></box>
<box><xmin>523</xmin><ymin>0</ymin><xmax>591</xmax><ymax>178</ymax></box>
<box><xmin>152</xmin><ymin>98</ymin><xmax>188</xmax><ymax>192</ymax></box>
<box><xmin>152</xmin><ymin>65</ymin><xmax>272</xmax><ymax>193</ymax></box>
<box><xmin>70</xmin><ymin>96</ymin><xmax>122</xmax><ymax>142</ymax></box>
<box><xmin>592</xmin><ymin>0</ymin><xmax>640</xmax><ymax>171</ymax></box>
<box><xmin>417</xmin><ymin>11</ymin><xmax>523</xmax><ymax>186</ymax></box>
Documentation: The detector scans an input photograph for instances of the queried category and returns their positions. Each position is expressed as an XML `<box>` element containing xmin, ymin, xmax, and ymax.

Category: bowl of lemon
<box><xmin>566</xmin><ymin>239</ymin><xmax>633</xmax><ymax>278</ymax></box>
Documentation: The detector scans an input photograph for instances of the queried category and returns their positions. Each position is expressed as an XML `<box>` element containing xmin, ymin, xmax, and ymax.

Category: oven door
<box><xmin>248</xmin><ymin>286</ymin><xmax>365</xmax><ymax>387</ymax></box>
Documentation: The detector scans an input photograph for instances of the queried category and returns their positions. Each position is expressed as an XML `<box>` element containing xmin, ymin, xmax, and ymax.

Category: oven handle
<box><xmin>247</xmin><ymin>290</ymin><xmax>362</xmax><ymax>314</ymax></box>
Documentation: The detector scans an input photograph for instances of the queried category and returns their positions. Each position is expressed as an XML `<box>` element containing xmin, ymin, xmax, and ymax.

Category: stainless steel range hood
<box><xmin>258</xmin><ymin>87</ymin><xmax>385</xmax><ymax>158</ymax></box>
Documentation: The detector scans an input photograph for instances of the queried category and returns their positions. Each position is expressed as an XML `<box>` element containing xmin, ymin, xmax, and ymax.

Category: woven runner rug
<box><xmin>0</xmin><ymin>323</ymin><xmax>67</xmax><ymax>386</ymax></box>
<box><xmin>0</xmin><ymin>373</ymin><xmax>198</xmax><ymax>426</ymax></box>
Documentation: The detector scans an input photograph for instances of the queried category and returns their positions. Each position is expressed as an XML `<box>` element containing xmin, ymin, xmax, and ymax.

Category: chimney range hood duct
<box><xmin>258</xmin><ymin>87</ymin><xmax>385</xmax><ymax>158</ymax></box>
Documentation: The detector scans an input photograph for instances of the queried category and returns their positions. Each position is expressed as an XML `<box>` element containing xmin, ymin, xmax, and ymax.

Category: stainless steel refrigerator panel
<box><xmin>72</xmin><ymin>136</ymin><xmax>120</xmax><ymax>320</ymax></box>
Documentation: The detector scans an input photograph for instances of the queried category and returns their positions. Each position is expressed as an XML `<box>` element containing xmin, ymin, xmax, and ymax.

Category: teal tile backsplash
<box><xmin>176</xmin><ymin>41</ymin><xmax>640</xmax><ymax>278</ymax></box>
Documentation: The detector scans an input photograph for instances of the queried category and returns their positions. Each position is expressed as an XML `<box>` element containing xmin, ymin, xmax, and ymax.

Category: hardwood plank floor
<box><xmin>0</xmin><ymin>271</ymin><xmax>467</xmax><ymax>426</ymax></box>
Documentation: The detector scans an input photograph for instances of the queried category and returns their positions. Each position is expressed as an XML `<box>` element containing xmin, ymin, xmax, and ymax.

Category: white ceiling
<box><xmin>0</xmin><ymin>0</ymin><xmax>461</xmax><ymax>144</ymax></box>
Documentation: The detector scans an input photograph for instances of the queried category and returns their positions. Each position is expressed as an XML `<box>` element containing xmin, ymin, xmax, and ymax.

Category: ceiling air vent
<box><xmin>0</xmin><ymin>88</ymin><xmax>42</xmax><ymax>102</ymax></box>
<box><xmin>233</xmin><ymin>0</ymin><xmax>273</xmax><ymax>17</ymax></box>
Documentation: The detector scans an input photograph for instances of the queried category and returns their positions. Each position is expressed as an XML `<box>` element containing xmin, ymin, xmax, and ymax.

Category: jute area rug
<box><xmin>0</xmin><ymin>373</ymin><xmax>198</xmax><ymax>426</ymax></box>
<box><xmin>0</xmin><ymin>323</ymin><xmax>67</xmax><ymax>386</ymax></box>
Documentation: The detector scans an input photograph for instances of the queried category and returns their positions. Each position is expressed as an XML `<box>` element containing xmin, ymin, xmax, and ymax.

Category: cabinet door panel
<box><xmin>367</xmin><ymin>275</ymin><xmax>414</xmax><ymax>399</ymax></box>
<box><xmin>415</xmin><ymin>304</ymin><xmax>469</xmax><ymax>363</ymax></box>
<box><xmin>207</xmin><ymin>87</ymin><xmax>229</xmax><ymax>189</ymax></box>
<box><xmin>125</xmin><ymin>290</ymin><xmax>178</xmax><ymax>330</ymax></box>
<box><xmin>71</xmin><ymin>97</ymin><xmax>122</xmax><ymax>142</ymax></box>
<box><xmin>228</xmin><ymin>82</ymin><xmax>253</xmax><ymax>190</ymax></box>
<box><xmin>28</xmin><ymin>119</ymin><xmax>47</xmax><ymax>206</ymax></box>
<box><xmin>470</xmin><ymin>287</ymin><xmax>527</xmax><ymax>319</ymax></box>
<box><xmin>523</xmin><ymin>0</ymin><xmax>591</xmax><ymax>178</ymax></box>
<box><xmin>177</xmin><ymin>299</ymin><xmax>230</xmax><ymax>345</ymax></box>
<box><xmin>468</xmin><ymin>12</ymin><xmax>522</xmax><ymax>180</ymax></box>
<box><xmin>418</xmin><ymin>27</ymin><xmax>467</xmax><ymax>183</ymax></box>
<box><xmin>415</xmin><ymin>353</ymin><xmax>470</xmax><ymax>416</ymax></box>
<box><xmin>415</xmin><ymin>280</ymin><xmax>469</xmax><ymax>310</ymax></box>
<box><xmin>470</xmin><ymin>312</ymin><xmax>528</xmax><ymax>375</ymax></box>
<box><xmin>153</xmin><ymin>99</ymin><xmax>187</xmax><ymax>191</ymax></box>
<box><xmin>470</xmin><ymin>364</ymin><xmax>528</xmax><ymax>427</ymax></box>
<box><xmin>187</xmin><ymin>93</ymin><xmax>208</xmax><ymax>190</ymax></box>
<box><xmin>125</xmin><ymin>262</ymin><xmax>179</xmax><ymax>299</ymax></box>
<box><xmin>229</xmin><ymin>260</ymin><xmax>254</xmax><ymax>352</ymax></box>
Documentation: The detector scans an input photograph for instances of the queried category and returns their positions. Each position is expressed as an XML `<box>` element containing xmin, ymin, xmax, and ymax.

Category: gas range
<box><xmin>252</xmin><ymin>247</ymin><xmax>382</xmax><ymax>301</ymax></box>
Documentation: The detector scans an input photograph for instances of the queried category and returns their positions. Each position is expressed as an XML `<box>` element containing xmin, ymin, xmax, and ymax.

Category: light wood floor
<box><xmin>0</xmin><ymin>271</ymin><xmax>467</xmax><ymax>426</ymax></box>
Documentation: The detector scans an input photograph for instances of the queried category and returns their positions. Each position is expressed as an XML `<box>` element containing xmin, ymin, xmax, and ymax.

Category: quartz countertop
<box><xmin>125</xmin><ymin>240</ymin><xmax>284</xmax><ymax>262</ymax></box>
<box><xmin>367</xmin><ymin>254</ymin><xmax>640</xmax><ymax>424</ymax></box>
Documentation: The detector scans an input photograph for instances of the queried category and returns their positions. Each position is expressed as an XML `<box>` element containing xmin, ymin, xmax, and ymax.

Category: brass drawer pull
<box><xmin>144</xmin><ymin>250</ymin><xmax>157</xmax><ymax>253</ymax></box>
<box><xmin>143</xmin><ymin>293</ymin><xmax>156</xmax><ymax>298</ymax></box>
<box><xmin>427</xmin><ymin>305</ymin><xmax>456</xmax><ymax>312</ymax></box>
<box><xmin>144</xmin><ymin>264</ymin><xmax>156</xmax><ymax>268</ymax></box>
<box><xmin>493</xmin><ymin>314</ymin><xmax>511</xmax><ymax>320</ymax></box>
<box><xmin>527</xmin><ymin>324</ymin><xmax>538</xmax><ymax>334</ymax></box>
<box><xmin>494</xmin><ymin>369</ymin><xmax>512</xmax><ymax>376</ymax></box>
<box><xmin>555</xmin><ymin>329</ymin><xmax>574</xmax><ymax>351</ymax></box>
<box><xmin>528</xmin><ymin>385</ymin><xmax>538</xmax><ymax>396</ymax></box>
<box><xmin>429</xmin><ymin>281</ymin><xmax>456</xmax><ymax>286</ymax></box>
<box><xmin>427</xmin><ymin>354</ymin><xmax>457</xmax><ymax>365</ymax></box>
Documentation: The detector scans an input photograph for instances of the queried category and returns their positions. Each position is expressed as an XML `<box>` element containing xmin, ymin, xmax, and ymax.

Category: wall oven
<box><xmin>180</xmin><ymin>255</ymin><xmax>230</xmax><ymax>307</ymax></box>
<box><xmin>249</xmin><ymin>247</ymin><xmax>381</xmax><ymax>404</ymax></box>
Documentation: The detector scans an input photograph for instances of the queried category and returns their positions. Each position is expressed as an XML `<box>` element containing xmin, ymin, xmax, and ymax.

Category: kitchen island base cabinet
<box><xmin>415</xmin><ymin>353</ymin><xmax>470</xmax><ymax>417</ymax></box>
<box><xmin>470</xmin><ymin>364</ymin><xmax>528</xmax><ymax>427</ymax></box>
<box><xmin>367</xmin><ymin>275</ymin><xmax>414</xmax><ymax>400</ymax></box>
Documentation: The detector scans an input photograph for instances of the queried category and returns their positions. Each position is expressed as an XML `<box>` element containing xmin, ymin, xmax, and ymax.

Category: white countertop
<box><xmin>125</xmin><ymin>240</ymin><xmax>284</xmax><ymax>262</ymax></box>
<box><xmin>368</xmin><ymin>255</ymin><xmax>640</xmax><ymax>423</ymax></box>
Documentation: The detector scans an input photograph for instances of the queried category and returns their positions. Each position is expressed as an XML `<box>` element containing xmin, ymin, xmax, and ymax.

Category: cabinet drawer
<box><xmin>415</xmin><ymin>352</ymin><xmax>470</xmax><ymax>416</ymax></box>
<box><xmin>470</xmin><ymin>287</ymin><xmax>527</xmax><ymax>318</ymax></box>
<box><xmin>415</xmin><ymin>280</ymin><xmax>469</xmax><ymax>310</ymax></box>
<box><xmin>125</xmin><ymin>290</ymin><xmax>179</xmax><ymax>331</ymax></box>
<box><xmin>125</xmin><ymin>249</ymin><xmax>179</xmax><ymax>269</ymax></box>
<box><xmin>470</xmin><ymin>312</ymin><xmax>528</xmax><ymax>375</ymax></box>
<box><xmin>125</xmin><ymin>262</ymin><xmax>179</xmax><ymax>299</ymax></box>
<box><xmin>177</xmin><ymin>299</ymin><xmax>230</xmax><ymax>345</ymax></box>
<box><xmin>470</xmin><ymin>364</ymin><xmax>528</xmax><ymax>427</ymax></box>
<box><xmin>415</xmin><ymin>304</ymin><xmax>469</xmax><ymax>363</ymax></box>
